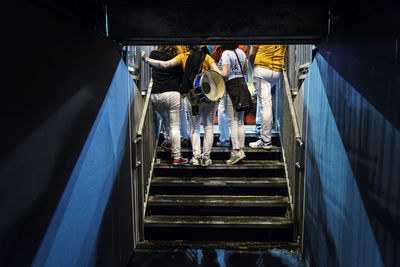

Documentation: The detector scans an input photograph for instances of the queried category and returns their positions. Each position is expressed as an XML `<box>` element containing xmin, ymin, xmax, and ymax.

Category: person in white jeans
<box><xmin>147</xmin><ymin>46</ymin><xmax>188</xmax><ymax>166</ymax></box>
<box><xmin>224</xmin><ymin>92</ymin><xmax>245</xmax><ymax>164</ymax></box>
<box><xmin>219</xmin><ymin>46</ymin><xmax>248</xmax><ymax>165</ymax></box>
<box><xmin>252</xmin><ymin>68</ymin><xmax>281</xmax><ymax>146</ymax></box>
<box><xmin>248</xmin><ymin>45</ymin><xmax>287</xmax><ymax>149</ymax></box>
<box><xmin>142</xmin><ymin>45</ymin><xmax>221</xmax><ymax>166</ymax></box>
<box><xmin>151</xmin><ymin>91</ymin><xmax>183</xmax><ymax>160</ymax></box>
<box><xmin>185</xmin><ymin>98</ymin><xmax>218</xmax><ymax>166</ymax></box>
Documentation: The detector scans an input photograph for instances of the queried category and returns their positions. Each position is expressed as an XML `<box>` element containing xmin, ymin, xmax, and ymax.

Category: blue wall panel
<box><xmin>32</xmin><ymin>59</ymin><xmax>132</xmax><ymax>267</ymax></box>
<box><xmin>302</xmin><ymin>3</ymin><xmax>400</xmax><ymax>266</ymax></box>
<box><xmin>303</xmin><ymin>52</ymin><xmax>400</xmax><ymax>267</ymax></box>
<box><xmin>1</xmin><ymin>2</ymin><xmax>134</xmax><ymax>266</ymax></box>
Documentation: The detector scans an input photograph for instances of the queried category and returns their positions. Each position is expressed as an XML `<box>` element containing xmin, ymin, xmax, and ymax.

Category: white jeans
<box><xmin>185</xmin><ymin>98</ymin><xmax>218</xmax><ymax>159</ymax></box>
<box><xmin>225</xmin><ymin>93</ymin><xmax>245</xmax><ymax>150</ymax></box>
<box><xmin>151</xmin><ymin>91</ymin><xmax>182</xmax><ymax>159</ymax></box>
<box><xmin>218</xmin><ymin>96</ymin><xmax>230</xmax><ymax>142</ymax></box>
<box><xmin>253</xmin><ymin>67</ymin><xmax>282</xmax><ymax>143</ymax></box>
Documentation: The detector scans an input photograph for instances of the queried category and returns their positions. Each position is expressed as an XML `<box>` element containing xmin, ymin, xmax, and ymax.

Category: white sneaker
<box><xmin>226</xmin><ymin>152</ymin><xmax>242</xmax><ymax>165</ymax></box>
<box><xmin>190</xmin><ymin>156</ymin><xmax>201</xmax><ymax>166</ymax></box>
<box><xmin>239</xmin><ymin>150</ymin><xmax>246</xmax><ymax>160</ymax></box>
<box><xmin>202</xmin><ymin>157</ymin><xmax>212</xmax><ymax>167</ymax></box>
<box><xmin>249</xmin><ymin>139</ymin><xmax>272</xmax><ymax>149</ymax></box>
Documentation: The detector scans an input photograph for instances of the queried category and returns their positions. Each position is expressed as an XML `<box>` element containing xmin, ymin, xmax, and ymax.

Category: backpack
<box><xmin>181</xmin><ymin>50</ymin><xmax>206</xmax><ymax>94</ymax></box>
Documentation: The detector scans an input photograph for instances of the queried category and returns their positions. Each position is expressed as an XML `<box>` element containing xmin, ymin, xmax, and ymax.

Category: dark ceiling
<box><xmin>31</xmin><ymin>0</ymin><xmax>396</xmax><ymax>44</ymax></box>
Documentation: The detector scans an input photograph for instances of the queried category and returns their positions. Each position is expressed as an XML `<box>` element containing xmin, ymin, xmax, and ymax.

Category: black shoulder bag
<box><xmin>225</xmin><ymin>50</ymin><xmax>253</xmax><ymax>112</ymax></box>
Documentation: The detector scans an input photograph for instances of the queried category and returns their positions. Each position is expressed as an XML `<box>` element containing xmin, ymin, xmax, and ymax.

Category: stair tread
<box><xmin>137</xmin><ymin>240</ymin><xmax>298</xmax><ymax>251</ymax></box>
<box><xmin>155</xmin><ymin>160</ymin><xmax>284</xmax><ymax>169</ymax></box>
<box><xmin>151</xmin><ymin>177</ymin><xmax>286</xmax><ymax>187</ymax></box>
<box><xmin>157</xmin><ymin>147</ymin><xmax>282</xmax><ymax>153</ymax></box>
<box><xmin>144</xmin><ymin>215</ymin><xmax>293</xmax><ymax>228</ymax></box>
<box><xmin>196</xmin><ymin>131</ymin><xmax>280</xmax><ymax>137</ymax></box>
<box><xmin>137</xmin><ymin>240</ymin><xmax>297</xmax><ymax>250</ymax></box>
<box><xmin>148</xmin><ymin>195</ymin><xmax>289</xmax><ymax>207</ymax></box>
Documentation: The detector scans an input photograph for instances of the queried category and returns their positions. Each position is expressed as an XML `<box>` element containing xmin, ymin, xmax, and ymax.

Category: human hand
<box><xmin>141</xmin><ymin>50</ymin><xmax>147</xmax><ymax>61</ymax></box>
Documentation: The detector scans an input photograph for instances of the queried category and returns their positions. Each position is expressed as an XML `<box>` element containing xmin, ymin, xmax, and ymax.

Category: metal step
<box><xmin>144</xmin><ymin>215</ymin><xmax>293</xmax><ymax>242</ymax></box>
<box><xmin>177</xmin><ymin>146</ymin><xmax>282</xmax><ymax>153</ymax></box>
<box><xmin>148</xmin><ymin>131</ymin><xmax>293</xmax><ymax>243</ymax></box>
<box><xmin>151</xmin><ymin>176</ymin><xmax>286</xmax><ymax>187</ymax></box>
<box><xmin>137</xmin><ymin>240</ymin><xmax>298</xmax><ymax>250</ymax></box>
<box><xmin>148</xmin><ymin>195</ymin><xmax>289</xmax><ymax>207</ymax></box>
<box><xmin>150</xmin><ymin>176</ymin><xmax>288</xmax><ymax>196</ymax></box>
<box><xmin>156</xmin><ymin>146</ymin><xmax>283</xmax><ymax>161</ymax></box>
<box><xmin>154</xmin><ymin>160</ymin><xmax>285</xmax><ymax>178</ymax></box>
<box><xmin>147</xmin><ymin>195</ymin><xmax>289</xmax><ymax>216</ymax></box>
<box><xmin>144</xmin><ymin>215</ymin><xmax>292</xmax><ymax>228</ymax></box>
<box><xmin>155</xmin><ymin>159</ymin><xmax>284</xmax><ymax>169</ymax></box>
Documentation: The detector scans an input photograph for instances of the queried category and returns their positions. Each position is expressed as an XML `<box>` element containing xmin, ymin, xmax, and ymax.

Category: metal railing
<box><xmin>129</xmin><ymin>46</ymin><xmax>159</xmax><ymax>243</ymax></box>
<box><xmin>285</xmin><ymin>45</ymin><xmax>312</xmax><ymax>92</ymax></box>
<box><xmin>277</xmin><ymin>68</ymin><xmax>304</xmax><ymax>247</ymax></box>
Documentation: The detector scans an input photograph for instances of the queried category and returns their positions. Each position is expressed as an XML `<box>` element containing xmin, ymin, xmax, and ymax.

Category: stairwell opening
<box><xmin>127</xmin><ymin>44</ymin><xmax>313</xmax><ymax>251</ymax></box>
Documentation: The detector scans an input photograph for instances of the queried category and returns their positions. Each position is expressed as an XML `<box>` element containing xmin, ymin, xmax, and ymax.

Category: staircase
<box><xmin>139</xmin><ymin>129</ymin><xmax>295</xmax><ymax>249</ymax></box>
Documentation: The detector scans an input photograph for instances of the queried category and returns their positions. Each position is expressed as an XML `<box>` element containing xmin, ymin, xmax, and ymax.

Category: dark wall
<box><xmin>302</xmin><ymin>2</ymin><xmax>400</xmax><ymax>266</ymax></box>
<box><xmin>0</xmin><ymin>1</ymin><xmax>132</xmax><ymax>266</ymax></box>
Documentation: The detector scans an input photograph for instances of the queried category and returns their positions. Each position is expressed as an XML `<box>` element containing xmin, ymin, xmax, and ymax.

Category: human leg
<box><xmin>255</xmin><ymin>96</ymin><xmax>261</xmax><ymax>133</ymax></box>
<box><xmin>254</xmin><ymin>68</ymin><xmax>273</xmax><ymax>143</ymax></box>
<box><xmin>216</xmin><ymin>97</ymin><xmax>230</xmax><ymax>146</ymax></box>
<box><xmin>200</xmin><ymin>101</ymin><xmax>218</xmax><ymax>165</ymax></box>
<box><xmin>185</xmin><ymin>98</ymin><xmax>202</xmax><ymax>164</ymax></box>
<box><xmin>250</xmin><ymin>68</ymin><xmax>281</xmax><ymax>149</ymax></box>
<box><xmin>166</xmin><ymin>92</ymin><xmax>183</xmax><ymax>159</ymax></box>
<box><xmin>225</xmin><ymin>94</ymin><xmax>246</xmax><ymax>165</ymax></box>
<box><xmin>180</xmin><ymin>98</ymin><xmax>191</xmax><ymax>145</ymax></box>
<box><xmin>151</xmin><ymin>93</ymin><xmax>171</xmax><ymax>147</ymax></box>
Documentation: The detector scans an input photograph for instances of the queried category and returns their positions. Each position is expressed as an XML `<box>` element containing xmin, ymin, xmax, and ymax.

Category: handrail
<box><xmin>283</xmin><ymin>69</ymin><xmax>301</xmax><ymax>139</ymax></box>
<box><xmin>136</xmin><ymin>84</ymin><xmax>152</xmax><ymax>138</ymax></box>
<box><xmin>279</xmin><ymin>67</ymin><xmax>305</xmax><ymax>246</ymax></box>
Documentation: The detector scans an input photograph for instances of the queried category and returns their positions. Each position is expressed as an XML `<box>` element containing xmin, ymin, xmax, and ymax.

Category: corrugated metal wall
<box><xmin>301</xmin><ymin>33</ymin><xmax>400</xmax><ymax>267</ymax></box>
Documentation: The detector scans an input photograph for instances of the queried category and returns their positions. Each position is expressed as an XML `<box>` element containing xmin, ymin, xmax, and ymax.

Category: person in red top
<box><xmin>211</xmin><ymin>45</ymin><xmax>248</xmax><ymax>63</ymax></box>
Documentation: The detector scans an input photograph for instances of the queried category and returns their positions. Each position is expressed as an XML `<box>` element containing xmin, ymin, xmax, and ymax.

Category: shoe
<box><xmin>161</xmin><ymin>141</ymin><xmax>171</xmax><ymax>150</ymax></box>
<box><xmin>202</xmin><ymin>157</ymin><xmax>212</xmax><ymax>167</ymax></box>
<box><xmin>190</xmin><ymin>156</ymin><xmax>201</xmax><ymax>166</ymax></box>
<box><xmin>172</xmin><ymin>157</ymin><xmax>188</xmax><ymax>166</ymax></box>
<box><xmin>226</xmin><ymin>152</ymin><xmax>243</xmax><ymax>165</ymax></box>
<box><xmin>215</xmin><ymin>140</ymin><xmax>230</xmax><ymax>147</ymax></box>
<box><xmin>249</xmin><ymin>139</ymin><xmax>272</xmax><ymax>149</ymax></box>
<box><xmin>239</xmin><ymin>150</ymin><xmax>246</xmax><ymax>160</ymax></box>
<box><xmin>181</xmin><ymin>139</ymin><xmax>191</xmax><ymax>147</ymax></box>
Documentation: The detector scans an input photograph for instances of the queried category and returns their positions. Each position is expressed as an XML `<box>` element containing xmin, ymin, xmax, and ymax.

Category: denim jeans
<box><xmin>218</xmin><ymin>96</ymin><xmax>231</xmax><ymax>142</ymax></box>
<box><xmin>180</xmin><ymin>98</ymin><xmax>190</xmax><ymax>140</ymax></box>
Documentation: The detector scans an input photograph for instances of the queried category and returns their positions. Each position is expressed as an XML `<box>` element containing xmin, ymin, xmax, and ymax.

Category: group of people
<box><xmin>141</xmin><ymin>44</ymin><xmax>287</xmax><ymax>166</ymax></box>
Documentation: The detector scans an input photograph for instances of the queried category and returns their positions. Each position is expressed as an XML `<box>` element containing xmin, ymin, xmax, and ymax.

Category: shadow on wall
<box><xmin>0</xmin><ymin>1</ymin><xmax>128</xmax><ymax>266</ymax></box>
<box><xmin>303</xmin><ymin>44</ymin><xmax>400</xmax><ymax>266</ymax></box>
<box><xmin>31</xmin><ymin>59</ymin><xmax>133</xmax><ymax>267</ymax></box>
